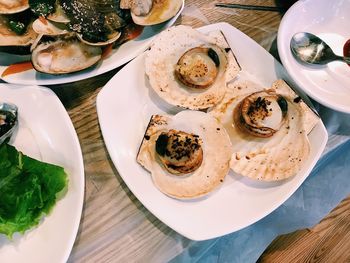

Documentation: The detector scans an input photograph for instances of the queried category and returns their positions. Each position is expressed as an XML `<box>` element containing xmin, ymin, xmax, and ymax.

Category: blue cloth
<box><xmin>171</xmin><ymin>104</ymin><xmax>350</xmax><ymax>262</ymax></box>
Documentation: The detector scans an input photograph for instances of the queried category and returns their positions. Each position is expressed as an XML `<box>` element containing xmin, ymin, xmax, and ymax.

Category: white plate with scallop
<box><xmin>0</xmin><ymin>84</ymin><xmax>84</xmax><ymax>263</ymax></box>
<box><xmin>97</xmin><ymin>22</ymin><xmax>327</xmax><ymax>241</ymax></box>
<box><xmin>0</xmin><ymin>1</ymin><xmax>184</xmax><ymax>86</ymax></box>
<box><xmin>278</xmin><ymin>0</ymin><xmax>350</xmax><ymax>113</ymax></box>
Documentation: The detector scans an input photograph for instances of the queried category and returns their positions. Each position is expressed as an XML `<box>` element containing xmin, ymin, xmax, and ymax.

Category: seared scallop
<box><xmin>137</xmin><ymin>110</ymin><xmax>232</xmax><ymax>199</ymax></box>
<box><xmin>209</xmin><ymin>76</ymin><xmax>319</xmax><ymax>181</ymax></box>
<box><xmin>145</xmin><ymin>25</ymin><xmax>241</xmax><ymax>110</ymax></box>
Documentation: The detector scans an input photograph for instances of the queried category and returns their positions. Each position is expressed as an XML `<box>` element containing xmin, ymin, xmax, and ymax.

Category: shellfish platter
<box><xmin>0</xmin><ymin>0</ymin><xmax>184</xmax><ymax>85</ymax></box>
<box><xmin>97</xmin><ymin>22</ymin><xmax>327</xmax><ymax>240</ymax></box>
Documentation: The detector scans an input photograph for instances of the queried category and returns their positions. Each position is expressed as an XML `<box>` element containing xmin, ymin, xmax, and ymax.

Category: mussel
<box><xmin>0</xmin><ymin>102</ymin><xmax>18</xmax><ymax>145</ymax></box>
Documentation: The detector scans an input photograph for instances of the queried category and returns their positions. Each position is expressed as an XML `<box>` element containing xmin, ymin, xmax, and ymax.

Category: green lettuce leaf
<box><xmin>0</xmin><ymin>143</ymin><xmax>68</xmax><ymax>238</ymax></box>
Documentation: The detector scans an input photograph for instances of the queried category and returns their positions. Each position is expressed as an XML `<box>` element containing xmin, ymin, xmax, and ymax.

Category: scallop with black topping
<box><xmin>155</xmin><ymin>130</ymin><xmax>203</xmax><ymax>175</ymax></box>
<box><xmin>233</xmin><ymin>90</ymin><xmax>288</xmax><ymax>138</ymax></box>
<box><xmin>137</xmin><ymin>110</ymin><xmax>232</xmax><ymax>199</ymax></box>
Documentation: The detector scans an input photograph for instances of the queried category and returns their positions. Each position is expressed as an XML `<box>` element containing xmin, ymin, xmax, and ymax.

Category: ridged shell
<box><xmin>209</xmin><ymin>76</ymin><xmax>319</xmax><ymax>181</ymax></box>
<box><xmin>145</xmin><ymin>25</ymin><xmax>241</xmax><ymax>110</ymax></box>
<box><xmin>137</xmin><ymin>110</ymin><xmax>232</xmax><ymax>199</ymax></box>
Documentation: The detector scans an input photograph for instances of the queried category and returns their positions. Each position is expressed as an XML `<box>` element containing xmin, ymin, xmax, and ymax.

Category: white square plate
<box><xmin>97</xmin><ymin>22</ymin><xmax>327</xmax><ymax>241</ymax></box>
<box><xmin>0</xmin><ymin>84</ymin><xmax>84</xmax><ymax>263</ymax></box>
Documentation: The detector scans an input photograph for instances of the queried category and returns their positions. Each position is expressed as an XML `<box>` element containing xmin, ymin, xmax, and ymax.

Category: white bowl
<box><xmin>278</xmin><ymin>0</ymin><xmax>350</xmax><ymax>113</ymax></box>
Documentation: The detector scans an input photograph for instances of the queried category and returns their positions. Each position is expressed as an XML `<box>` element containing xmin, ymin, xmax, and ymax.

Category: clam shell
<box><xmin>47</xmin><ymin>3</ymin><xmax>70</xmax><ymax>24</ymax></box>
<box><xmin>31</xmin><ymin>39</ymin><xmax>102</xmax><ymax>74</ymax></box>
<box><xmin>77</xmin><ymin>31</ymin><xmax>121</xmax><ymax>46</ymax></box>
<box><xmin>0</xmin><ymin>0</ymin><xmax>29</xmax><ymax>14</ymax></box>
<box><xmin>0</xmin><ymin>102</ymin><xmax>18</xmax><ymax>145</ymax></box>
<box><xmin>32</xmin><ymin>18</ymin><xmax>69</xmax><ymax>36</ymax></box>
<box><xmin>131</xmin><ymin>0</ymin><xmax>182</xmax><ymax>26</ymax></box>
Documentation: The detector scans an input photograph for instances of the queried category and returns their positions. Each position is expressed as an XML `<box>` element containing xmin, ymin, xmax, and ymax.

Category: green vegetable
<box><xmin>29</xmin><ymin>0</ymin><xmax>56</xmax><ymax>16</ymax></box>
<box><xmin>7</xmin><ymin>10</ymin><xmax>32</xmax><ymax>35</ymax></box>
<box><xmin>0</xmin><ymin>143</ymin><xmax>68</xmax><ymax>238</ymax></box>
<box><xmin>8</xmin><ymin>21</ymin><xmax>27</xmax><ymax>35</ymax></box>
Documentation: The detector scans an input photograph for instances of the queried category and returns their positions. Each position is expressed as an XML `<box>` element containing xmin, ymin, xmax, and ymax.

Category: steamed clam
<box><xmin>1</xmin><ymin>0</ymin><xmax>183</xmax><ymax>75</ymax></box>
<box><xmin>0</xmin><ymin>102</ymin><xmax>18</xmax><ymax>145</ymax></box>
<box><xmin>31</xmin><ymin>38</ymin><xmax>102</xmax><ymax>74</ymax></box>
<box><xmin>121</xmin><ymin>0</ymin><xmax>183</xmax><ymax>26</ymax></box>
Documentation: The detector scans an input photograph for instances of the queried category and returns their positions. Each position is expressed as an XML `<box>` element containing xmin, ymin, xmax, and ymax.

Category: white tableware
<box><xmin>97</xmin><ymin>22</ymin><xmax>327</xmax><ymax>241</ymax></box>
<box><xmin>0</xmin><ymin>84</ymin><xmax>84</xmax><ymax>263</ymax></box>
<box><xmin>0</xmin><ymin>1</ymin><xmax>184</xmax><ymax>86</ymax></box>
<box><xmin>278</xmin><ymin>0</ymin><xmax>350</xmax><ymax>113</ymax></box>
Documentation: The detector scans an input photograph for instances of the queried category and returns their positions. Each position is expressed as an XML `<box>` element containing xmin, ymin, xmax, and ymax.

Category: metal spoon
<box><xmin>290</xmin><ymin>32</ymin><xmax>350</xmax><ymax>65</ymax></box>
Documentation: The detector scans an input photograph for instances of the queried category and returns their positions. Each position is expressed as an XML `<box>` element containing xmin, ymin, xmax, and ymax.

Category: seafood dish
<box><xmin>137</xmin><ymin>25</ymin><xmax>320</xmax><ymax>199</ymax></box>
<box><xmin>0</xmin><ymin>0</ymin><xmax>183</xmax><ymax>74</ymax></box>
<box><xmin>145</xmin><ymin>25</ymin><xmax>241</xmax><ymax>110</ymax></box>
<box><xmin>137</xmin><ymin>110</ymin><xmax>232</xmax><ymax>199</ymax></box>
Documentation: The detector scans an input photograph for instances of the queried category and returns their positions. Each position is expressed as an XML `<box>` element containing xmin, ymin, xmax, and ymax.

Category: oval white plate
<box><xmin>0</xmin><ymin>84</ymin><xmax>84</xmax><ymax>263</ymax></box>
<box><xmin>97</xmin><ymin>22</ymin><xmax>327</xmax><ymax>241</ymax></box>
<box><xmin>278</xmin><ymin>0</ymin><xmax>350</xmax><ymax>113</ymax></box>
<box><xmin>0</xmin><ymin>1</ymin><xmax>184</xmax><ymax>86</ymax></box>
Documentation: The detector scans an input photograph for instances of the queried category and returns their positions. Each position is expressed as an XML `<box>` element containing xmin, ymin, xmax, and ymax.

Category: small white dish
<box><xmin>0</xmin><ymin>1</ymin><xmax>184</xmax><ymax>86</ymax></box>
<box><xmin>0</xmin><ymin>84</ymin><xmax>84</xmax><ymax>263</ymax></box>
<box><xmin>97</xmin><ymin>22</ymin><xmax>327</xmax><ymax>241</ymax></box>
<box><xmin>278</xmin><ymin>0</ymin><xmax>350</xmax><ymax>113</ymax></box>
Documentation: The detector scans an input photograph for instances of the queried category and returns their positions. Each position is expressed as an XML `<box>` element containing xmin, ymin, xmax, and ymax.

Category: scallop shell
<box><xmin>209</xmin><ymin>76</ymin><xmax>319</xmax><ymax>181</ymax></box>
<box><xmin>145</xmin><ymin>25</ymin><xmax>241</xmax><ymax>110</ymax></box>
<box><xmin>137</xmin><ymin>110</ymin><xmax>232</xmax><ymax>199</ymax></box>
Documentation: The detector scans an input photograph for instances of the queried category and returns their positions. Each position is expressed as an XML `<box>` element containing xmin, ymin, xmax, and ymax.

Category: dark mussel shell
<box><xmin>0</xmin><ymin>102</ymin><xmax>18</xmax><ymax>145</ymax></box>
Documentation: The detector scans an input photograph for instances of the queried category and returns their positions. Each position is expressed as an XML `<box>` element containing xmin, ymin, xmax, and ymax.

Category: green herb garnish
<box><xmin>29</xmin><ymin>0</ymin><xmax>56</xmax><ymax>16</ymax></box>
<box><xmin>0</xmin><ymin>144</ymin><xmax>68</xmax><ymax>238</ymax></box>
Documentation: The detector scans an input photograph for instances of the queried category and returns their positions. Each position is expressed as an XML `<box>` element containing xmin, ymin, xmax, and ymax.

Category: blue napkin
<box><xmin>171</xmin><ymin>104</ymin><xmax>350</xmax><ymax>262</ymax></box>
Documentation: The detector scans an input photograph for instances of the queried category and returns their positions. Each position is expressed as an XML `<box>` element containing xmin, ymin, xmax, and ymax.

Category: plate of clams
<box><xmin>97</xmin><ymin>23</ymin><xmax>327</xmax><ymax>240</ymax></box>
<box><xmin>0</xmin><ymin>0</ymin><xmax>184</xmax><ymax>85</ymax></box>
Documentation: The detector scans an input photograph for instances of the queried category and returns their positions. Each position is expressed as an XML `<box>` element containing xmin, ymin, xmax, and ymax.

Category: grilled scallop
<box><xmin>145</xmin><ymin>25</ymin><xmax>241</xmax><ymax>110</ymax></box>
<box><xmin>209</xmin><ymin>77</ymin><xmax>319</xmax><ymax>181</ymax></box>
<box><xmin>137</xmin><ymin>110</ymin><xmax>232</xmax><ymax>199</ymax></box>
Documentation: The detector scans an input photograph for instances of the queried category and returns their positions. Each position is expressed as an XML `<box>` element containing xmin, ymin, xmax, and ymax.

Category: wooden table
<box><xmin>44</xmin><ymin>1</ymin><xmax>350</xmax><ymax>262</ymax></box>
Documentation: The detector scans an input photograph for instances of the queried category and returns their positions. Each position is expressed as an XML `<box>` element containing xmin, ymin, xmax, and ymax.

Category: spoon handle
<box><xmin>344</xmin><ymin>56</ymin><xmax>350</xmax><ymax>64</ymax></box>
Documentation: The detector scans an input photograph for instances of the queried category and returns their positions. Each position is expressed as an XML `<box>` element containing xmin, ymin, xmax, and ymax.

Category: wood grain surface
<box><xmin>39</xmin><ymin>0</ymin><xmax>350</xmax><ymax>262</ymax></box>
